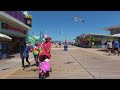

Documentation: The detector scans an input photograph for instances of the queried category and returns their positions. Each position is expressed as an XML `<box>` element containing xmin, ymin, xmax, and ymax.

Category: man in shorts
<box><xmin>107</xmin><ymin>41</ymin><xmax>112</xmax><ymax>56</ymax></box>
<box><xmin>113</xmin><ymin>40</ymin><xmax>119</xmax><ymax>56</ymax></box>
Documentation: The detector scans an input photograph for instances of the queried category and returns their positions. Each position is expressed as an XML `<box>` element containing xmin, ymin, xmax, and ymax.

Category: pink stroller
<box><xmin>38</xmin><ymin>51</ymin><xmax>51</xmax><ymax>79</ymax></box>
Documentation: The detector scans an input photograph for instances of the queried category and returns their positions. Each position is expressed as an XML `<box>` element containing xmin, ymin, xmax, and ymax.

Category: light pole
<box><xmin>40</xmin><ymin>31</ymin><xmax>44</xmax><ymax>44</ymax></box>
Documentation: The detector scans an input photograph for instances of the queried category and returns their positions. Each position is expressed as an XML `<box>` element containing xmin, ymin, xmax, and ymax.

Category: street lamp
<box><xmin>39</xmin><ymin>31</ymin><xmax>43</xmax><ymax>44</ymax></box>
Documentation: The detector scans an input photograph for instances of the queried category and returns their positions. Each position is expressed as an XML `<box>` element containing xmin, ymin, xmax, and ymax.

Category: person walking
<box><xmin>105</xmin><ymin>41</ymin><xmax>108</xmax><ymax>52</ymax></box>
<box><xmin>107</xmin><ymin>41</ymin><xmax>112</xmax><ymax>56</ymax></box>
<box><xmin>113</xmin><ymin>40</ymin><xmax>119</xmax><ymax>56</ymax></box>
<box><xmin>41</xmin><ymin>37</ymin><xmax>52</xmax><ymax>72</ymax></box>
<box><xmin>33</xmin><ymin>40</ymin><xmax>41</xmax><ymax>68</ymax></box>
<box><xmin>20</xmin><ymin>42</ymin><xmax>31</xmax><ymax>70</ymax></box>
<box><xmin>64</xmin><ymin>41</ymin><xmax>68</xmax><ymax>51</ymax></box>
<box><xmin>41</xmin><ymin>37</ymin><xmax>52</xmax><ymax>58</ymax></box>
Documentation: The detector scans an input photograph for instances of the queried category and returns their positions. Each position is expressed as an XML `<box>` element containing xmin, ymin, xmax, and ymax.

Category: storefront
<box><xmin>75</xmin><ymin>34</ymin><xmax>119</xmax><ymax>48</ymax></box>
<box><xmin>0</xmin><ymin>21</ymin><xmax>27</xmax><ymax>54</ymax></box>
<box><xmin>0</xmin><ymin>11</ymin><xmax>32</xmax><ymax>59</ymax></box>
<box><xmin>0</xmin><ymin>33</ymin><xmax>12</xmax><ymax>59</ymax></box>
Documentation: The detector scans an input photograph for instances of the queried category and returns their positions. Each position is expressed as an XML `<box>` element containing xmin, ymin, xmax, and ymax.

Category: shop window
<box><xmin>94</xmin><ymin>41</ymin><xmax>101</xmax><ymax>45</ymax></box>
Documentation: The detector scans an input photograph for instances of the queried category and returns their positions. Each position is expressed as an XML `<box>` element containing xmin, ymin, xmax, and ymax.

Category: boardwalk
<box><xmin>4</xmin><ymin>45</ymin><xmax>120</xmax><ymax>79</ymax></box>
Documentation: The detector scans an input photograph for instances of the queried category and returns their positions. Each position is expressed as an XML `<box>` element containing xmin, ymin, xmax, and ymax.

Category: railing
<box><xmin>3</xmin><ymin>11</ymin><xmax>25</xmax><ymax>24</ymax></box>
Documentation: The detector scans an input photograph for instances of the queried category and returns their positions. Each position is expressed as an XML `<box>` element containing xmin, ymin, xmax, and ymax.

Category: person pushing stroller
<box><xmin>64</xmin><ymin>41</ymin><xmax>68</xmax><ymax>51</ymax></box>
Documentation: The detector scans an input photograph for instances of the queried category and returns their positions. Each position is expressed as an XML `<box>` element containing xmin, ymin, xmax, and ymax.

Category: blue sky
<box><xmin>29</xmin><ymin>11</ymin><xmax>120</xmax><ymax>42</ymax></box>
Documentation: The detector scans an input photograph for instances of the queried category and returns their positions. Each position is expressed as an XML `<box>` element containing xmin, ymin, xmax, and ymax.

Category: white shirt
<box><xmin>107</xmin><ymin>42</ymin><xmax>112</xmax><ymax>48</ymax></box>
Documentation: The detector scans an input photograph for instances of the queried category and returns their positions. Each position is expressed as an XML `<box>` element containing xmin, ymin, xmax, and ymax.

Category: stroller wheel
<box><xmin>39</xmin><ymin>74</ymin><xmax>45</xmax><ymax>79</ymax></box>
<box><xmin>39</xmin><ymin>72</ymin><xmax>46</xmax><ymax>79</ymax></box>
<box><xmin>46</xmin><ymin>71</ymin><xmax>50</xmax><ymax>77</ymax></box>
<box><xmin>41</xmin><ymin>75</ymin><xmax>45</xmax><ymax>79</ymax></box>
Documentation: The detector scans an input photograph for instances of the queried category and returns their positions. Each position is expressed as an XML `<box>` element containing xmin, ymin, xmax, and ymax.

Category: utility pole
<box><xmin>40</xmin><ymin>31</ymin><xmax>44</xmax><ymax>44</ymax></box>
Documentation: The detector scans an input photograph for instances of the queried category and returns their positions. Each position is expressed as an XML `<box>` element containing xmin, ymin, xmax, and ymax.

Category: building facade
<box><xmin>29</xmin><ymin>35</ymin><xmax>40</xmax><ymax>45</ymax></box>
<box><xmin>0</xmin><ymin>11</ymin><xmax>32</xmax><ymax>56</ymax></box>
<box><xmin>75</xmin><ymin>34</ymin><xmax>119</xmax><ymax>48</ymax></box>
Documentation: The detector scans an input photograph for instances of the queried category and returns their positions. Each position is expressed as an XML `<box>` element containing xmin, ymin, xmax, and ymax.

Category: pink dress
<box><xmin>38</xmin><ymin>61</ymin><xmax>50</xmax><ymax>73</ymax></box>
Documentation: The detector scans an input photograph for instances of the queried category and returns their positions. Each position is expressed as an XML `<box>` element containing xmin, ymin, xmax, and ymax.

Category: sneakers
<box><xmin>28</xmin><ymin>63</ymin><xmax>31</xmax><ymax>67</ymax></box>
<box><xmin>27</xmin><ymin>61</ymin><xmax>31</xmax><ymax>66</ymax></box>
<box><xmin>21</xmin><ymin>67</ymin><xmax>25</xmax><ymax>71</ymax></box>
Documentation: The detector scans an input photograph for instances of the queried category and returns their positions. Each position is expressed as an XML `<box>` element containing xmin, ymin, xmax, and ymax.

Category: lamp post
<box><xmin>40</xmin><ymin>31</ymin><xmax>44</xmax><ymax>44</ymax></box>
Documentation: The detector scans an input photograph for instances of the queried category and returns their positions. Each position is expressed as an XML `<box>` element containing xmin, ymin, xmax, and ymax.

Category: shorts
<box><xmin>114</xmin><ymin>48</ymin><xmax>118</xmax><ymax>50</ymax></box>
<box><xmin>108</xmin><ymin>48</ymin><xmax>112</xmax><ymax>50</ymax></box>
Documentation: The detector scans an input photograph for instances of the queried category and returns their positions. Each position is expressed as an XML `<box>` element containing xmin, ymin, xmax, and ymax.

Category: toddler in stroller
<box><xmin>38</xmin><ymin>51</ymin><xmax>51</xmax><ymax>79</ymax></box>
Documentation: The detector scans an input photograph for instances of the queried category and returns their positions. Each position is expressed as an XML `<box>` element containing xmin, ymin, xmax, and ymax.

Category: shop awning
<box><xmin>112</xmin><ymin>34</ymin><xmax>120</xmax><ymax>37</ymax></box>
<box><xmin>0</xmin><ymin>33</ymin><xmax>12</xmax><ymax>41</ymax></box>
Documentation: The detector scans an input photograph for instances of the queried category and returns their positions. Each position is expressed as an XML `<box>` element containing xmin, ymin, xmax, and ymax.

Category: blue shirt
<box><xmin>113</xmin><ymin>41</ymin><xmax>119</xmax><ymax>48</ymax></box>
<box><xmin>22</xmin><ymin>44</ymin><xmax>30</xmax><ymax>58</ymax></box>
<box><xmin>20</xmin><ymin>44</ymin><xmax>25</xmax><ymax>56</ymax></box>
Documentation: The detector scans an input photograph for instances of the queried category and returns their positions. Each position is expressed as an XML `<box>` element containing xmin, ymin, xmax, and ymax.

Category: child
<box><xmin>38</xmin><ymin>52</ymin><xmax>51</xmax><ymax>79</ymax></box>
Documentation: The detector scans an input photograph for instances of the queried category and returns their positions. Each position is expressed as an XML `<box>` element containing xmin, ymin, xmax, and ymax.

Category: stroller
<box><xmin>64</xmin><ymin>45</ymin><xmax>68</xmax><ymax>51</ymax></box>
<box><xmin>38</xmin><ymin>51</ymin><xmax>51</xmax><ymax>79</ymax></box>
<box><xmin>64</xmin><ymin>41</ymin><xmax>68</xmax><ymax>51</ymax></box>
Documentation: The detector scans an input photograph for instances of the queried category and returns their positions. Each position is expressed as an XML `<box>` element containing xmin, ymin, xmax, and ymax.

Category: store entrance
<box><xmin>7</xmin><ymin>36</ymin><xmax>25</xmax><ymax>55</ymax></box>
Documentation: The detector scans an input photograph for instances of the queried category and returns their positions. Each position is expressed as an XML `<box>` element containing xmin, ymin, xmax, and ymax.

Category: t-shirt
<box><xmin>33</xmin><ymin>45</ymin><xmax>39</xmax><ymax>55</ymax></box>
<box><xmin>107</xmin><ymin>42</ymin><xmax>112</xmax><ymax>48</ymax></box>
<box><xmin>113</xmin><ymin>41</ymin><xmax>119</xmax><ymax>48</ymax></box>
<box><xmin>22</xmin><ymin>44</ymin><xmax>30</xmax><ymax>58</ymax></box>
<box><xmin>64</xmin><ymin>42</ymin><xmax>68</xmax><ymax>46</ymax></box>
<box><xmin>41</xmin><ymin>42</ymin><xmax>52</xmax><ymax>53</ymax></box>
